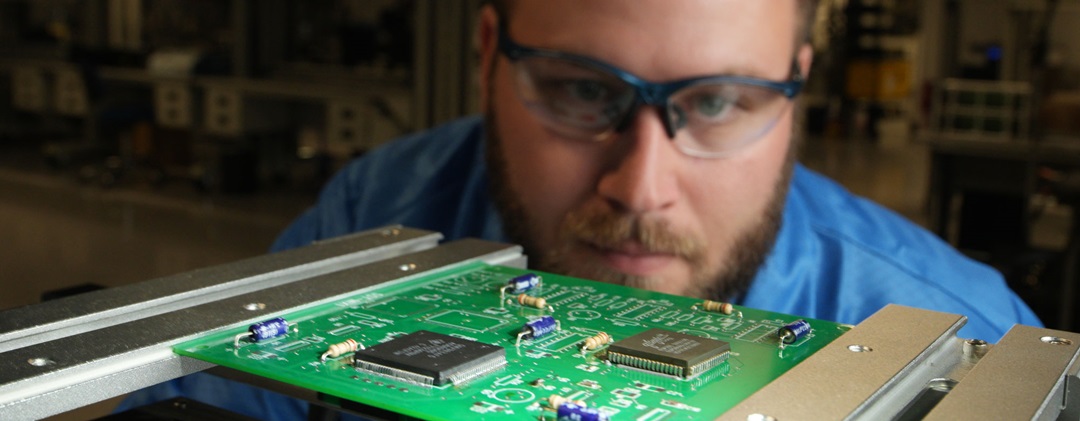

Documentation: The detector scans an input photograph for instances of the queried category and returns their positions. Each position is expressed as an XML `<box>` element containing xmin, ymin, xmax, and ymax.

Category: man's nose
<box><xmin>596</xmin><ymin>107</ymin><xmax>682</xmax><ymax>214</ymax></box>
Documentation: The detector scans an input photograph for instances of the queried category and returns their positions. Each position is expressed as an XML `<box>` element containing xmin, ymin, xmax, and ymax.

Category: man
<box><xmin>118</xmin><ymin>1</ymin><xmax>1040</xmax><ymax>419</ymax></box>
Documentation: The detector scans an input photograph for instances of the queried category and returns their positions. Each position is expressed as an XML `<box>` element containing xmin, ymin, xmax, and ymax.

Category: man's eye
<box><xmin>694</xmin><ymin>95</ymin><xmax>733</xmax><ymax>117</ymax></box>
<box><xmin>566</xmin><ymin>80</ymin><xmax>608</xmax><ymax>102</ymax></box>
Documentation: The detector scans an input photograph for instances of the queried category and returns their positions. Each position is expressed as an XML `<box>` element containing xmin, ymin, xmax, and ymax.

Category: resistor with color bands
<box><xmin>321</xmin><ymin>338</ymin><xmax>364</xmax><ymax>361</ymax></box>
<box><xmin>234</xmin><ymin>317</ymin><xmax>290</xmax><ymax>347</ymax></box>
<box><xmin>778</xmin><ymin>319</ymin><xmax>811</xmax><ymax>349</ymax></box>
<box><xmin>516</xmin><ymin>315</ymin><xmax>559</xmax><ymax>346</ymax></box>
<box><xmin>694</xmin><ymin>300</ymin><xmax>743</xmax><ymax>318</ymax></box>
<box><xmin>580</xmin><ymin>332</ymin><xmax>612</xmax><ymax>353</ymax></box>
<box><xmin>513</xmin><ymin>293</ymin><xmax>553</xmax><ymax>311</ymax></box>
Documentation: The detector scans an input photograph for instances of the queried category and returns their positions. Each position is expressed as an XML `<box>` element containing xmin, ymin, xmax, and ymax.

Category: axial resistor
<box><xmin>701</xmin><ymin>300</ymin><xmax>732</xmax><ymax>314</ymax></box>
<box><xmin>515</xmin><ymin>293</ymin><xmax>553</xmax><ymax>311</ymax></box>
<box><xmin>580</xmin><ymin>332</ymin><xmax>612</xmax><ymax>353</ymax></box>
<box><xmin>234</xmin><ymin>317</ymin><xmax>290</xmax><ymax>347</ymax></box>
<box><xmin>694</xmin><ymin>300</ymin><xmax>743</xmax><ymax>318</ymax></box>
<box><xmin>548</xmin><ymin>394</ymin><xmax>586</xmax><ymax>410</ymax></box>
<box><xmin>320</xmin><ymin>338</ymin><xmax>364</xmax><ymax>361</ymax></box>
<box><xmin>516</xmin><ymin>315</ymin><xmax>560</xmax><ymax>346</ymax></box>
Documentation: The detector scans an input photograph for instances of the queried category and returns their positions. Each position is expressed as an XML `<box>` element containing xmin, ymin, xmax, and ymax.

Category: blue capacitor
<box><xmin>507</xmin><ymin>273</ymin><xmax>541</xmax><ymax>294</ymax></box>
<box><xmin>234</xmin><ymin>317</ymin><xmax>291</xmax><ymax>347</ymax></box>
<box><xmin>778</xmin><ymin>319</ymin><xmax>811</xmax><ymax>345</ymax></box>
<box><xmin>516</xmin><ymin>315</ymin><xmax>559</xmax><ymax>346</ymax></box>
<box><xmin>249</xmin><ymin>317</ymin><xmax>290</xmax><ymax>341</ymax></box>
<box><xmin>525</xmin><ymin>316</ymin><xmax>558</xmax><ymax>339</ymax></box>
<box><xmin>557</xmin><ymin>402</ymin><xmax>608</xmax><ymax>421</ymax></box>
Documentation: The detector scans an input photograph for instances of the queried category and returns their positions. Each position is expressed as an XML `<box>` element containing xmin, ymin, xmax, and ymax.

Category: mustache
<box><xmin>560</xmin><ymin>208</ymin><xmax>704</xmax><ymax>259</ymax></box>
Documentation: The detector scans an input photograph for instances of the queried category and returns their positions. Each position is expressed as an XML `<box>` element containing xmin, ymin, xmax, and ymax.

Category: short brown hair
<box><xmin>487</xmin><ymin>0</ymin><xmax>818</xmax><ymax>44</ymax></box>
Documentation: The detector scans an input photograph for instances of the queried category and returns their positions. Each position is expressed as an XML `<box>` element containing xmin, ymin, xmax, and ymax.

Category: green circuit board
<box><xmin>175</xmin><ymin>263</ymin><xmax>849</xmax><ymax>420</ymax></box>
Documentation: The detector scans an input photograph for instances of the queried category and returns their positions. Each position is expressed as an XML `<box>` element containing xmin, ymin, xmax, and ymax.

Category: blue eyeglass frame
<box><xmin>497</xmin><ymin>27</ymin><xmax>805</xmax><ymax>139</ymax></box>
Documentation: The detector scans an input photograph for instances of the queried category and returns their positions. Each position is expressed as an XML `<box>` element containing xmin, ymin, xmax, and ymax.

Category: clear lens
<box><xmin>510</xmin><ymin>56</ymin><xmax>635</xmax><ymax>139</ymax></box>
<box><xmin>669</xmin><ymin>82</ymin><xmax>791</xmax><ymax>157</ymax></box>
<box><xmin>508</xmin><ymin>55</ymin><xmax>792</xmax><ymax>157</ymax></box>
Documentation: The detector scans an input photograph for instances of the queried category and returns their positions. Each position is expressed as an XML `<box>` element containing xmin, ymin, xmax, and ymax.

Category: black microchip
<box><xmin>607</xmin><ymin>328</ymin><xmax>730</xmax><ymax>378</ymax></box>
<box><xmin>354</xmin><ymin>330</ymin><xmax>505</xmax><ymax>386</ymax></box>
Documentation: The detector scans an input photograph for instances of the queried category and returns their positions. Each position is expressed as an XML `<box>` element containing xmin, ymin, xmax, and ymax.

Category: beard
<box><xmin>484</xmin><ymin>72</ymin><xmax>797</xmax><ymax>301</ymax></box>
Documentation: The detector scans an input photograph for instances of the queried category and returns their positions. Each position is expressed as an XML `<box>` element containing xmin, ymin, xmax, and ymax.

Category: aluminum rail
<box><xmin>0</xmin><ymin>235</ymin><xmax>524</xmax><ymax>420</ymax></box>
<box><xmin>0</xmin><ymin>225</ymin><xmax>441</xmax><ymax>353</ymax></box>
<box><xmin>720</xmin><ymin>304</ymin><xmax>1080</xmax><ymax>420</ymax></box>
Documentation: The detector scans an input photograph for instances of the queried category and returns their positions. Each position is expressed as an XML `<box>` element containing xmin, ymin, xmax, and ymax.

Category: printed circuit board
<box><xmin>175</xmin><ymin>263</ymin><xmax>849</xmax><ymax>420</ymax></box>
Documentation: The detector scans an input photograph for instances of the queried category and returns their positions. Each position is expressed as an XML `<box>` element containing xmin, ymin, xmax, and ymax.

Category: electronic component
<box><xmin>581</xmin><ymin>332</ymin><xmax>612</xmax><ymax>353</ymax></box>
<box><xmin>321</xmin><ymin>338</ymin><xmax>364</xmax><ymax>361</ymax></box>
<box><xmin>693</xmin><ymin>300</ymin><xmax>742</xmax><ymax>318</ymax></box>
<box><xmin>234</xmin><ymin>317</ymin><xmax>290</xmax><ymax>347</ymax></box>
<box><xmin>501</xmin><ymin>273</ymin><xmax>541</xmax><ymax>298</ymax></box>
<box><xmin>176</xmin><ymin>266</ymin><xmax>854</xmax><ymax>420</ymax></box>
<box><xmin>353</xmin><ymin>330</ymin><xmax>505</xmax><ymax>387</ymax></box>
<box><xmin>606</xmin><ymin>328</ymin><xmax>730</xmax><ymax>378</ymax></box>
<box><xmin>548</xmin><ymin>394</ymin><xmax>586</xmax><ymax>409</ymax></box>
<box><xmin>512</xmin><ymin>293</ymin><xmax>553</xmax><ymax>311</ymax></box>
<box><xmin>778</xmin><ymin>319</ymin><xmax>811</xmax><ymax>349</ymax></box>
<box><xmin>556</xmin><ymin>402</ymin><xmax>608</xmax><ymax>421</ymax></box>
<box><xmin>515</xmin><ymin>316</ymin><xmax>560</xmax><ymax>346</ymax></box>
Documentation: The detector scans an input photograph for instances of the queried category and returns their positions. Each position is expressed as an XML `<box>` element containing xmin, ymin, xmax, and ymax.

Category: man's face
<box><xmin>481</xmin><ymin>0</ymin><xmax>808</xmax><ymax>299</ymax></box>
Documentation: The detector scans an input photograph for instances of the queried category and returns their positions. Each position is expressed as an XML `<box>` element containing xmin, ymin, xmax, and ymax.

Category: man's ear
<box><xmin>478</xmin><ymin>5</ymin><xmax>500</xmax><ymax>111</ymax></box>
<box><xmin>797</xmin><ymin>43</ymin><xmax>814</xmax><ymax>79</ymax></box>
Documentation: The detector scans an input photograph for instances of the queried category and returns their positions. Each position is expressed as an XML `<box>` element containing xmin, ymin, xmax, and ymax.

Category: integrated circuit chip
<box><xmin>607</xmin><ymin>328</ymin><xmax>730</xmax><ymax>378</ymax></box>
<box><xmin>353</xmin><ymin>330</ymin><xmax>506</xmax><ymax>386</ymax></box>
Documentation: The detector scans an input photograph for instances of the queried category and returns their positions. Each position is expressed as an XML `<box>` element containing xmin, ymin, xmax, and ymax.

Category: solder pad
<box><xmin>175</xmin><ymin>263</ymin><xmax>847</xmax><ymax>420</ymax></box>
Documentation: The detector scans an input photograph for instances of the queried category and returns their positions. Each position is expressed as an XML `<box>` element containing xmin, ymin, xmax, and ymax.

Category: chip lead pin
<box><xmin>500</xmin><ymin>273</ymin><xmax>541</xmax><ymax>299</ymax></box>
<box><xmin>777</xmin><ymin>319</ymin><xmax>811</xmax><ymax>350</ymax></box>
<box><xmin>234</xmin><ymin>317</ymin><xmax>290</xmax><ymax>347</ymax></box>
<box><xmin>321</xmin><ymin>338</ymin><xmax>364</xmax><ymax>361</ymax></box>
<box><xmin>516</xmin><ymin>316</ymin><xmax>560</xmax><ymax>347</ymax></box>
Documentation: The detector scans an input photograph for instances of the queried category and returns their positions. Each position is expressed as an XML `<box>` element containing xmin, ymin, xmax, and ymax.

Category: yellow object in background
<box><xmin>846</xmin><ymin>59</ymin><xmax>912</xmax><ymax>101</ymax></box>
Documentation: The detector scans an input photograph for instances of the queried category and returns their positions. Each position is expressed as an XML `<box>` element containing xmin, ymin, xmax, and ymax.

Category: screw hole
<box><xmin>1041</xmin><ymin>336</ymin><xmax>1072</xmax><ymax>346</ymax></box>
<box><xmin>28</xmin><ymin>357</ymin><xmax>55</xmax><ymax>367</ymax></box>
<box><xmin>243</xmin><ymin>302</ymin><xmax>266</xmax><ymax>311</ymax></box>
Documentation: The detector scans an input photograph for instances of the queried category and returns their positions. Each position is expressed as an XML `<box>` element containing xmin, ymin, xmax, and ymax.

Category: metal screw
<box><xmin>748</xmin><ymin>414</ymin><xmax>778</xmax><ymax>421</ymax></box>
<box><xmin>399</xmin><ymin>263</ymin><xmax>417</xmax><ymax>272</ymax></box>
<box><xmin>963</xmin><ymin>338</ymin><xmax>990</xmax><ymax>361</ymax></box>
<box><xmin>848</xmin><ymin>344</ymin><xmax>873</xmax><ymax>352</ymax></box>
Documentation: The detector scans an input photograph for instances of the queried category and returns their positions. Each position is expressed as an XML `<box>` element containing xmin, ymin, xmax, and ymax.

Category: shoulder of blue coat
<box><xmin>745</xmin><ymin>164</ymin><xmax>1040</xmax><ymax>342</ymax></box>
<box><xmin>316</xmin><ymin>116</ymin><xmax>499</xmax><ymax>240</ymax></box>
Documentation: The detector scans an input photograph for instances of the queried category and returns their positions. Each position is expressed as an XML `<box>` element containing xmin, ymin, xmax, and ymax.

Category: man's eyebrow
<box><xmin>684</xmin><ymin>64</ymin><xmax>783</xmax><ymax>81</ymax></box>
